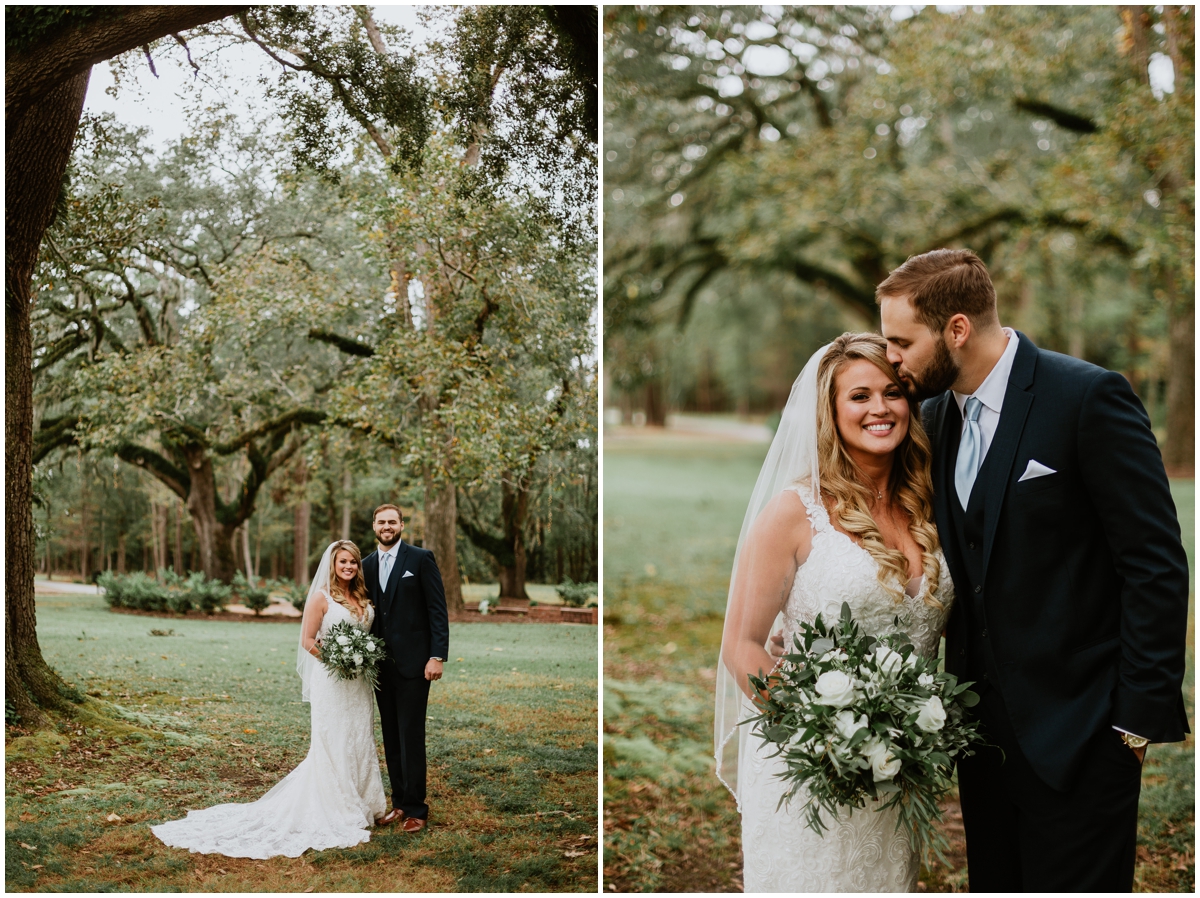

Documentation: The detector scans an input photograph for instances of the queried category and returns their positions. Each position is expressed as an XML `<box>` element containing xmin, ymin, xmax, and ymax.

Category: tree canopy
<box><xmin>603</xmin><ymin>5</ymin><xmax>1192</xmax><ymax>465</ymax></box>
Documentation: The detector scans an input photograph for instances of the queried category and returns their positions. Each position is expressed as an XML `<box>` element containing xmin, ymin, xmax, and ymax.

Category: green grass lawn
<box><xmin>603</xmin><ymin>431</ymin><xmax>1194</xmax><ymax>893</ymax></box>
<box><xmin>6</xmin><ymin>593</ymin><xmax>598</xmax><ymax>892</ymax></box>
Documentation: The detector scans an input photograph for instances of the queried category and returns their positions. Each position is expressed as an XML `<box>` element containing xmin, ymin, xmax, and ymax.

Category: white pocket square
<box><xmin>402</xmin><ymin>570</ymin><xmax>415</xmax><ymax>578</ymax></box>
<box><xmin>1018</xmin><ymin>459</ymin><xmax>1057</xmax><ymax>482</ymax></box>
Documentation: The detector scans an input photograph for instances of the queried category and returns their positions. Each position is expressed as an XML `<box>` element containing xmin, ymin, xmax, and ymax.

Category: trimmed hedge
<box><xmin>97</xmin><ymin>570</ymin><xmax>230</xmax><ymax>614</ymax></box>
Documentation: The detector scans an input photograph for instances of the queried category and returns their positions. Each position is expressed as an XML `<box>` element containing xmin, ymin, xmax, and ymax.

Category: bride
<box><xmin>715</xmin><ymin>333</ymin><xmax>955</xmax><ymax>892</ymax></box>
<box><xmin>152</xmin><ymin>540</ymin><xmax>387</xmax><ymax>858</ymax></box>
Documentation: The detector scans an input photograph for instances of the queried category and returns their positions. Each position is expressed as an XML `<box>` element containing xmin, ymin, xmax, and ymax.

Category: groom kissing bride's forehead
<box><xmin>878</xmin><ymin>249</ymin><xmax>1190</xmax><ymax>892</ymax></box>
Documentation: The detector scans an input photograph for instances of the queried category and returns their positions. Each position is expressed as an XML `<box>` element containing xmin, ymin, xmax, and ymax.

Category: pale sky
<box><xmin>83</xmin><ymin>6</ymin><xmax>435</xmax><ymax>152</ymax></box>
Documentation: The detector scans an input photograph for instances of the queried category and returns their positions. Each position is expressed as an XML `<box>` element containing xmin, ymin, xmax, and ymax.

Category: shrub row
<box><xmin>556</xmin><ymin>577</ymin><xmax>598</xmax><ymax>608</ymax></box>
<box><xmin>97</xmin><ymin>570</ymin><xmax>281</xmax><ymax>615</ymax></box>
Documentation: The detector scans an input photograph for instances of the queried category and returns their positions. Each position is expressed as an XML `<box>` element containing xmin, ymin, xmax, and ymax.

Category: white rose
<box><xmin>861</xmin><ymin>736</ymin><xmax>902</xmax><ymax>781</ymax></box>
<box><xmin>352</xmin><ymin>653</ymin><xmax>363</xmax><ymax>667</ymax></box>
<box><xmin>905</xmin><ymin>651</ymin><xmax>920</xmax><ymax>668</ymax></box>
<box><xmin>365</xmin><ymin>640</ymin><xmax>376</xmax><ymax>651</ymax></box>
<box><xmin>336</xmin><ymin>635</ymin><xmax>351</xmax><ymax>646</ymax></box>
<box><xmin>813</xmin><ymin>670</ymin><xmax>857</xmax><ymax>707</ymax></box>
<box><xmin>832</xmin><ymin>710</ymin><xmax>869</xmax><ymax>743</ymax></box>
<box><xmin>874</xmin><ymin>646</ymin><xmax>904</xmax><ymax>675</ymax></box>
<box><xmin>918</xmin><ymin>673</ymin><xmax>935</xmax><ymax>688</ymax></box>
<box><xmin>915</xmin><ymin>696</ymin><xmax>947</xmax><ymax>733</ymax></box>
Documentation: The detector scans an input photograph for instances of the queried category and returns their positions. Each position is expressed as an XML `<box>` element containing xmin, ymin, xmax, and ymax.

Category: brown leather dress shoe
<box><xmin>376</xmin><ymin>808</ymin><xmax>405</xmax><ymax>826</ymax></box>
<box><xmin>401</xmin><ymin>816</ymin><xmax>427</xmax><ymax>833</ymax></box>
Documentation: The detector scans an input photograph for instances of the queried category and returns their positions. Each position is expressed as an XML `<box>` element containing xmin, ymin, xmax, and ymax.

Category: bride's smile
<box><xmin>834</xmin><ymin>358</ymin><xmax>912</xmax><ymax>462</ymax></box>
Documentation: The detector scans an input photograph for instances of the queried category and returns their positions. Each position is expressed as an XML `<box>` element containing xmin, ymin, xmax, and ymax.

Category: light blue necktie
<box><xmin>955</xmin><ymin>397</ymin><xmax>983</xmax><ymax>509</ymax></box>
<box><xmin>379</xmin><ymin>552</ymin><xmax>393</xmax><ymax>591</ymax></box>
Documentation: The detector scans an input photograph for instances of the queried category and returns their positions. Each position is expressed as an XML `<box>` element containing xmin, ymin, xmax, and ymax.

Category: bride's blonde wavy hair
<box><xmin>814</xmin><ymin>333</ymin><xmax>942</xmax><ymax>607</ymax></box>
<box><xmin>328</xmin><ymin>540</ymin><xmax>371</xmax><ymax>611</ymax></box>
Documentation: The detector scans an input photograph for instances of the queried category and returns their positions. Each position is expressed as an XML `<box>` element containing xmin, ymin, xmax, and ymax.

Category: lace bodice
<box><xmin>318</xmin><ymin>596</ymin><xmax>375</xmax><ymax>641</ymax></box>
<box><xmin>739</xmin><ymin>485</ymin><xmax>955</xmax><ymax>892</ymax></box>
<box><xmin>783</xmin><ymin>485</ymin><xmax>953</xmax><ymax>657</ymax></box>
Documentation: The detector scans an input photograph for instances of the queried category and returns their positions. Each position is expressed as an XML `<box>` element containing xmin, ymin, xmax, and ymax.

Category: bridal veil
<box><xmin>714</xmin><ymin>342</ymin><xmax>831</xmax><ymax>807</ymax></box>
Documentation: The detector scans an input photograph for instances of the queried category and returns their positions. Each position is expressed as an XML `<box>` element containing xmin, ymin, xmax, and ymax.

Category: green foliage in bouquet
<box><xmin>743</xmin><ymin>602</ymin><xmax>985</xmax><ymax>862</ymax></box>
<box><xmin>319</xmin><ymin>620</ymin><xmax>388</xmax><ymax>690</ymax></box>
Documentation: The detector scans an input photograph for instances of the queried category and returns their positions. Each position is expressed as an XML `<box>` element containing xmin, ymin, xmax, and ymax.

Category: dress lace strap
<box><xmin>790</xmin><ymin>482</ymin><xmax>831</xmax><ymax>533</ymax></box>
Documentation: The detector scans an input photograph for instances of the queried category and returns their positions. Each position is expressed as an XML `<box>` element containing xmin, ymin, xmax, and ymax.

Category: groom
<box><xmin>877</xmin><ymin>248</ymin><xmax>1189</xmax><ymax>891</ymax></box>
<box><xmin>363</xmin><ymin>503</ymin><xmax>449</xmax><ymax>833</ymax></box>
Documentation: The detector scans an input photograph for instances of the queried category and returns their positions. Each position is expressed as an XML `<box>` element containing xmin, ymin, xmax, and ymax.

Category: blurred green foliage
<box><xmin>603</xmin><ymin>5</ymin><xmax>1193</xmax><ymax>465</ymax></box>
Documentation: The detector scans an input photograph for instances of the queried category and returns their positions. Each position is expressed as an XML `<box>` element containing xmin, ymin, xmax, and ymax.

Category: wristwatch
<box><xmin>1121</xmin><ymin>732</ymin><xmax>1149</xmax><ymax>751</ymax></box>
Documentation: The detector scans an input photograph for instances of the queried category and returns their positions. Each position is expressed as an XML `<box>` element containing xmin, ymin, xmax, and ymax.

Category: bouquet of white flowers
<box><xmin>319</xmin><ymin>620</ymin><xmax>388</xmax><ymax>690</ymax></box>
<box><xmin>743</xmin><ymin>601</ymin><xmax>984</xmax><ymax>860</ymax></box>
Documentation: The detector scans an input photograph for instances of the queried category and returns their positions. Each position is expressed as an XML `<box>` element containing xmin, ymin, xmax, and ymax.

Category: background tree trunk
<box><xmin>424</xmin><ymin>474</ymin><xmax>464</xmax><ymax>615</ymax></box>
<box><xmin>174</xmin><ymin>500</ymin><xmax>185</xmax><ymax>575</ymax></box>
<box><xmin>1163</xmin><ymin>268</ymin><xmax>1194</xmax><ymax>472</ymax></box>
<box><xmin>341</xmin><ymin>469</ymin><xmax>352</xmax><ymax>541</ymax></box>
<box><xmin>184</xmin><ymin>447</ymin><xmax>237</xmax><ymax>581</ymax></box>
<box><xmin>497</xmin><ymin>475</ymin><xmax>531</xmax><ymax>600</ymax></box>
<box><xmin>294</xmin><ymin>456</ymin><xmax>312</xmax><ymax>587</ymax></box>
<box><xmin>241</xmin><ymin>524</ymin><xmax>254</xmax><ymax>580</ymax></box>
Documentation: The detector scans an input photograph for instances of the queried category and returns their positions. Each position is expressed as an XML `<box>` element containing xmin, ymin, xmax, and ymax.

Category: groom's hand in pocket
<box><xmin>425</xmin><ymin>659</ymin><xmax>443</xmax><ymax>682</ymax></box>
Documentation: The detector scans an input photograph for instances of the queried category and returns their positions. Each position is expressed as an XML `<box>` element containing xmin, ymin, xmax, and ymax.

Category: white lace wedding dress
<box><xmin>151</xmin><ymin>600</ymin><xmax>386</xmax><ymax>858</ymax></box>
<box><xmin>739</xmin><ymin>485</ymin><xmax>955</xmax><ymax>892</ymax></box>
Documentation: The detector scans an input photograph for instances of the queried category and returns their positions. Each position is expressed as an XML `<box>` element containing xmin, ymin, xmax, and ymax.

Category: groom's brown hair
<box><xmin>373</xmin><ymin>503</ymin><xmax>403</xmax><ymax>521</ymax></box>
<box><xmin>875</xmin><ymin>248</ymin><xmax>997</xmax><ymax>333</ymax></box>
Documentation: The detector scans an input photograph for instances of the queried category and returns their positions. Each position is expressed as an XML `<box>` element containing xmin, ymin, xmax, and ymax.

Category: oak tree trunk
<box><xmin>6</xmin><ymin>4</ymin><xmax>245</xmax><ymax>729</ymax></box>
<box><xmin>496</xmin><ymin>475</ymin><xmax>531</xmax><ymax>600</ymax></box>
<box><xmin>183</xmin><ymin>446</ymin><xmax>238</xmax><ymax>582</ymax></box>
<box><xmin>424</xmin><ymin>474</ymin><xmax>464</xmax><ymax>615</ymax></box>
<box><xmin>5</xmin><ymin>70</ymin><xmax>91</xmax><ymax>726</ymax></box>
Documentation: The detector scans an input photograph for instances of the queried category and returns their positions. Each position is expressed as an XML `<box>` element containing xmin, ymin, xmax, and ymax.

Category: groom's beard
<box><xmin>903</xmin><ymin>336</ymin><xmax>960</xmax><ymax>401</ymax></box>
<box><xmin>376</xmin><ymin>532</ymin><xmax>401</xmax><ymax>549</ymax></box>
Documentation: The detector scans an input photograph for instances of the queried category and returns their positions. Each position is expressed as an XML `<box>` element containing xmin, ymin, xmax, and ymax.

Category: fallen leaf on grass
<box><xmin>564</xmin><ymin>850</ymin><xmax>587</xmax><ymax>858</ymax></box>
<box><xmin>31</xmin><ymin>865</ymin><xmax>44</xmax><ymax>871</ymax></box>
<box><xmin>304</xmin><ymin>887</ymin><xmax>315</xmax><ymax>893</ymax></box>
<box><xmin>19</xmin><ymin>842</ymin><xmax>36</xmax><ymax>850</ymax></box>
<box><xmin>219</xmin><ymin>869</ymin><xmax>227</xmax><ymax>875</ymax></box>
<box><xmin>106</xmin><ymin>813</ymin><xmax>122</xmax><ymax>822</ymax></box>
<box><xmin>244</xmin><ymin>728</ymin><xmax>257</xmax><ymax>734</ymax></box>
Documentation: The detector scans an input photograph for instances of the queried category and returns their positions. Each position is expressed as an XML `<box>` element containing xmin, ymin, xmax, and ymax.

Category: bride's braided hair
<box><xmin>327</xmin><ymin>540</ymin><xmax>372</xmax><ymax>611</ymax></box>
<box><xmin>813</xmin><ymin>333</ymin><xmax>943</xmax><ymax>607</ymax></box>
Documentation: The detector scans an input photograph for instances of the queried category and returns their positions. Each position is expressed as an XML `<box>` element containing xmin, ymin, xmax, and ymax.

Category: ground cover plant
<box><xmin>6</xmin><ymin>591</ymin><xmax>598</xmax><ymax>892</ymax></box>
<box><xmin>602</xmin><ymin>430</ymin><xmax>1194</xmax><ymax>893</ymax></box>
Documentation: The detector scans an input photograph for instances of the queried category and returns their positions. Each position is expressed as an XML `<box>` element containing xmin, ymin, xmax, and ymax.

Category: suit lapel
<box><xmin>930</xmin><ymin>392</ymin><xmax>959</xmax><ymax>541</ymax></box>
<box><xmin>979</xmin><ymin>334</ymin><xmax>1038</xmax><ymax>579</ymax></box>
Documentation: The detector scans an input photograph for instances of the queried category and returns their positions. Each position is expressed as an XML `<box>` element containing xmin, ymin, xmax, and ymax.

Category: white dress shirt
<box><xmin>951</xmin><ymin>327</ymin><xmax>1018</xmax><ymax>464</ymax></box>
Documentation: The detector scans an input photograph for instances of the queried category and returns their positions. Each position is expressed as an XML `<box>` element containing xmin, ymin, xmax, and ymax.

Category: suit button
<box><xmin>982</xmin><ymin>672</ymin><xmax>989</xmax><ymax>681</ymax></box>
<box><xmin>974</xmin><ymin>586</ymin><xmax>982</xmax><ymax>594</ymax></box>
<box><xmin>982</xmin><ymin>629</ymin><xmax>988</xmax><ymax>638</ymax></box>
<box><xmin>968</xmin><ymin>542</ymin><xmax>976</xmax><ymax>550</ymax></box>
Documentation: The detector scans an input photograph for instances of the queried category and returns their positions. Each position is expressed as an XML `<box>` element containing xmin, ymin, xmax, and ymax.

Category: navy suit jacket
<box><xmin>364</xmin><ymin>542</ymin><xmax>450</xmax><ymax>680</ymax></box>
<box><xmin>923</xmin><ymin>332</ymin><xmax>1189</xmax><ymax>790</ymax></box>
